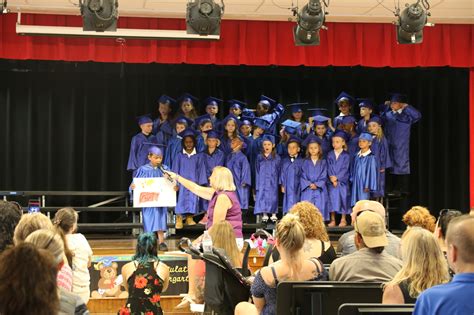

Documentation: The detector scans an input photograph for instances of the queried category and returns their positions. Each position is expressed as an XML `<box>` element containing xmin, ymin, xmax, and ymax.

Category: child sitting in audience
<box><xmin>402</xmin><ymin>206</ymin><xmax>436</xmax><ymax>232</ymax></box>
<box><xmin>235</xmin><ymin>214</ymin><xmax>327</xmax><ymax>315</ymax></box>
<box><xmin>54</xmin><ymin>207</ymin><xmax>93</xmax><ymax>304</ymax></box>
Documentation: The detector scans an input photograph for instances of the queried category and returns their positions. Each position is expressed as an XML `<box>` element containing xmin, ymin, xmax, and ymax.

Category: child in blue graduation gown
<box><xmin>197</xmin><ymin>130</ymin><xmax>225</xmax><ymax>218</ymax></box>
<box><xmin>276</xmin><ymin>120</ymin><xmax>301</xmax><ymax>157</ymax></box>
<box><xmin>131</xmin><ymin>145</ymin><xmax>169</xmax><ymax>251</ymax></box>
<box><xmin>225</xmin><ymin>136</ymin><xmax>252</xmax><ymax>210</ymax></box>
<box><xmin>195</xmin><ymin>115</ymin><xmax>214</xmax><ymax>153</ymax></box>
<box><xmin>172</xmin><ymin>129</ymin><xmax>207</xmax><ymax>229</ymax></box>
<box><xmin>240</xmin><ymin>119</ymin><xmax>253</xmax><ymax>158</ymax></box>
<box><xmin>312</xmin><ymin>116</ymin><xmax>333</xmax><ymax>158</ymax></box>
<box><xmin>327</xmin><ymin>130</ymin><xmax>351</xmax><ymax>227</ymax></box>
<box><xmin>164</xmin><ymin>117</ymin><xmax>191</xmax><ymax>169</ymax></box>
<box><xmin>300</xmin><ymin>134</ymin><xmax>329</xmax><ymax>220</ymax></box>
<box><xmin>287</xmin><ymin>103</ymin><xmax>309</xmax><ymax>138</ymax></box>
<box><xmin>367</xmin><ymin>116</ymin><xmax>392</xmax><ymax>199</ymax></box>
<box><xmin>153</xmin><ymin>95</ymin><xmax>176</xmax><ymax>148</ymax></box>
<box><xmin>254</xmin><ymin>134</ymin><xmax>281</xmax><ymax>222</ymax></box>
<box><xmin>127</xmin><ymin>114</ymin><xmax>159</xmax><ymax>176</ymax></box>
<box><xmin>333</xmin><ymin>92</ymin><xmax>355</xmax><ymax>127</ymax></box>
<box><xmin>203</xmin><ymin>97</ymin><xmax>222</xmax><ymax>131</ymax></box>
<box><xmin>350</xmin><ymin>132</ymin><xmax>378</xmax><ymax>206</ymax></box>
<box><xmin>220</xmin><ymin>115</ymin><xmax>240</xmax><ymax>156</ymax></box>
<box><xmin>279</xmin><ymin>136</ymin><xmax>303</xmax><ymax>214</ymax></box>
<box><xmin>356</xmin><ymin>99</ymin><xmax>374</xmax><ymax>135</ymax></box>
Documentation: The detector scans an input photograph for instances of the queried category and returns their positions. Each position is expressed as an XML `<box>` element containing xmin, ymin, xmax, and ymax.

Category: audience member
<box><xmin>337</xmin><ymin>200</ymin><xmax>401</xmax><ymax>258</ymax></box>
<box><xmin>383</xmin><ymin>227</ymin><xmax>449</xmax><ymax>304</ymax></box>
<box><xmin>269</xmin><ymin>201</ymin><xmax>337</xmax><ymax>264</ymax></box>
<box><xmin>402</xmin><ymin>206</ymin><xmax>436</xmax><ymax>232</ymax></box>
<box><xmin>121</xmin><ymin>233</ymin><xmax>170</xmax><ymax>315</ymax></box>
<box><xmin>25</xmin><ymin>229</ymin><xmax>89</xmax><ymax>314</ymax></box>
<box><xmin>414</xmin><ymin>215</ymin><xmax>474</xmax><ymax>314</ymax></box>
<box><xmin>14</xmin><ymin>212</ymin><xmax>74</xmax><ymax>292</ymax></box>
<box><xmin>330</xmin><ymin>210</ymin><xmax>403</xmax><ymax>282</ymax></box>
<box><xmin>235</xmin><ymin>214</ymin><xmax>328</xmax><ymax>315</ymax></box>
<box><xmin>434</xmin><ymin>209</ymin><xmax>463</xmax><ymax>277</ymax></box>
<box><xmin>54</xmin><ymin>207</ymin><xmax>94</xmax><ymax>303</ymax></box>
<box><xmin>0</xmin><ymin>200</ymin><xmax>22</xmax><ymax>253</ymax></box>
<box><xmin>0</xmin><ymin>243</ymin><xmax>60</xmax><ymax>315</ymax></box>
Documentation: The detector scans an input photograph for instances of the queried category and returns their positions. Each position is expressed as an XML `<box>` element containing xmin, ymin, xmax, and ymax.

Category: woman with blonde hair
<box><xmin>402</xmin><ymin>206</ymin><xmax>436</xmax><ymax>232</ymax></box>
<box><xmin>25</xmin><ymin>229</ymin><xmax>89</xmax><ymax>314</ymax></box>
<box><xmin>13</xmin><ymin>212</ymin><xmax>53</xmax><ymax>244</ymax></box>
<box><xmin>236</xmin><ymin>214</ymin><xmax>328</xmax><ymax>315</ymax></box>
<box><xmin>382</xmin><ymin>227</ymin><xmax>449</xmax><ymax>304</ymax></box>
<box><xmin>166</xmin><ymin>166</ymin><xmax>244</xmax><ymax>308</ymax></box>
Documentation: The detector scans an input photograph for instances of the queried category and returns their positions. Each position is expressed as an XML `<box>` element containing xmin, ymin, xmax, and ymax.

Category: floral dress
<box><xmin>119</xmin><ymin>261</ymin><xmax>164</xmax><ymax>315</ymax></box>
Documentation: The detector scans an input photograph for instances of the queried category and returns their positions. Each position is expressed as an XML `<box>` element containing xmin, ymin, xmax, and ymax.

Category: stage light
<box><xmin>80</xmin><ymin>0</ymin><xmax>119</xmax><ymax>32</ymax></box>
<box><xmin>292</xmin><ymin>0</ymin><xmax>328</xmax><ymax>46</ymax></box>
<box><xmin>0</xmin><ymin>0</ymin><xmax>8</xmax><ymax>14</ymax></box>
<box><xmin>394</xmin><ymin>0</ymin><xmax>432</xmax><ymax>44</ymax></box>
<box><xmin>186</xmin><ymin>0</ymin><xmax>224</xmax><ymax>36</ymax></box>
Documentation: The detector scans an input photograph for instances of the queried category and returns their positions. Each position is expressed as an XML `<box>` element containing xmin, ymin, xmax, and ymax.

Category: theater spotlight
<box><xmin>186</xmin><ymin>0</ymin><xmax>224</xmax><ymax>36</ymax></box>
<box><xmin>80</xmin><ymin>0</ymin><xmax>119</xmax><ymax>32</ymax></box>
<box><xmin>394</xmin><ymin>0</ymin><xmax>431</xmax><ymax>44</ymax></box>
<box><xmin>292</xmin><ymin>0</ymin><xmax>327</xmax><ymax>46</ymax></box>
<box><xmin>0</xmin><ymin>0</ymin><xmax>8</xmax><ymax>14</ymax></box>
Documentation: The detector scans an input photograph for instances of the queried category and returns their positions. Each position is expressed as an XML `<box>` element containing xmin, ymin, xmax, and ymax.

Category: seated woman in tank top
<box><xmin>166</xmin><ymin>167</ymin><xmax>245</xmax><ymax>307</ymax></box>
<box><xmin>268</xmin><ymin>201</ymin><xmax>337</xmax><ymax>265</ymax></box>
<box><xmin>235</xmin><ymin>214</ymin><xmax>329</xmax><ymax>315</ymax></box>
<box><xmin>382</xmin><ymin>227</ymin><xmax>449</xmax><ymax>304</ymax></box>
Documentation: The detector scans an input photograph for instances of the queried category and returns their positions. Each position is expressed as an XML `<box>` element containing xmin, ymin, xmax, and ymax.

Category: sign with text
<box><xmin>133</xmin><ymin>177</ymin><xmax>176</xmax><ymax>207</ymax></box>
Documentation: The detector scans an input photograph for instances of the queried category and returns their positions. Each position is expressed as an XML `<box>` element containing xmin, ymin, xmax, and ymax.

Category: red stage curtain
<box><xmin>0</xmin><ymin>14</ymin><xmax>473</xmax><ymax>67</ymax></box>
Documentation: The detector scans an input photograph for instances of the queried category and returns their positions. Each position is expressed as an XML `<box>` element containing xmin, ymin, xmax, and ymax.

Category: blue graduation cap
<box><xmin>228</xmin><ymin>99</ymin><xmax>247</xmax><ymax>110</ymax></box>
<box><xmin>357</xmin><ymin>98</ymin><xmax>375</xmax><ymax>109</ymax></box>
<box><xmin>281</xmin><ymin>119</ymin><xmax>302</xmax><ymax>135</ymax></box>
<box><xmin>206</xmin><ymin>130</ymin><xmax>220</xmax><ymax>139</ymax></box>
<box><xmin>222</xmin><ymin>114</ymin><xmax>242</xmax><ymax>128</ymax></box>
<box><xmin>194</xmin><ymin>114</ymin><xmax>213</xmax><ymax>127</ymax></box>
<box><xmin>335</xmin><ymin>92</ymin><xmax>355</xmax><ymax>106</ymax></box>
<box><xmin>143</xmin><ymin>142</ymin><xmax>166</xmax><ymax>156</ymax></box>
<box><xmin>158</xmin><ymin>95</ymin><xmax>176</xmax><ymax>105</ymax></box>
<box><xmin>174</xmin><ymin>116</ymin><xmax>193</xmax><ymax>127</ymax></box>
<box><xmin>389</xmin><ymin>93</ymin><xmax>408</xmax><ymax>103</ymax></box>
<box><xmin>241</xmin><ymin>119</ymin><xmax>253</xmax><ymax>126</ymax></box>
<box><xmin>258</xmin><ymin>95</ymin><xmax>277</xmax><ymax>109</ymax></box>
<box><xmin>307</xmin><ymin>108</ymin><xmax>328</xmax><ymax>117</ymax></box>
<box><xmin>204</xmin><ymin>97</ymin><xmax>223</xmax><ymax>107</ymax></box>
<box><xmin>137</xmin><ymin>114</ymin><xmax>153</xmax><ymax>125</ymax></box>
<box><xmin>261</xmin><ymin>134</ymin><xmax>276</xmax><ymax>144</ymax></box>
<box><xmin>287</xmin><ymin>102</ymin><xmax>308</xmax><ymax>113</ymax></box>
<box><xmin>331</xmin><ymin>130</ymin><xmax>350</xmax><ymax>143</ymax></box>
<box><xmin>287</xmin><ymin>135</ymin><xmax>302</xmax><ymax>145</ymax></box>
<box><xmin>368</xmin><ymin>115</ymin><xmax>383</xmax><ymax>126</ymax></box>
<box><xmin>312</xmin><ymin>115</ymin><xmax>330</xmax><ymax>126</ymax></box>
<box><xmin>178</xmin><ymin>93</ymin><xmax>199</xmax><ymax>104</ymax></box>
<box><xmin>359</xmin><ymin>132</ymin><xmax>373</xmax><ymax>142</ymax></box>
<box><xmin>179</xmin><ymin>128</ymin><xmax>197</xmax><ymax>139</ymax></box>
<box><xmin>302</xmin><ymin>133</ymin><xmax>322</xmax><ymax>147</ymax></box>
<box><xmin>340</xmin><ymin>115</ymin><xmax>357</xmax><ymax>125</ymax></box>
<box><xmin>253</xmin><ymin>117</ymin><xmax>272</xmax><ymax>131</ymax></box>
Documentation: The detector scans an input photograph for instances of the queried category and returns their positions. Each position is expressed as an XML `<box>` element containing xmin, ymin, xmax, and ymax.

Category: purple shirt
<box><xmin>206</xmin><ymin>191</ymin><xmax>243</xmax><ymax>238</ymax></box>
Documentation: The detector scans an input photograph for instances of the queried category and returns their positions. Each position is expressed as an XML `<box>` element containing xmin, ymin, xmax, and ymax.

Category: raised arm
<box><xmin>166</xmin><ymin>171</ymin><xmax>215</xmax><ymax>200</ymax></box>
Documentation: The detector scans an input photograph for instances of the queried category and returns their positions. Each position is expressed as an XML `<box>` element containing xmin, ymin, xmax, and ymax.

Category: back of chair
<box><xmin>240</xmin><ymin>240</ymin><xmax>251</xmax><ymax>277</ymax></box>
<box><xmin>338</xmin><ymin>303</ymin><xmax>415</xmax><ymax>315</ymax></box>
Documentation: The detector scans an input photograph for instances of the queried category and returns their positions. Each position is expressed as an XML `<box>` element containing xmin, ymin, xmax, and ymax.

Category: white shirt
<box><xmin>66</xmin><ymin>233</ymin><xmax>93</xmax><ymax>288</ymax></box>
<box><xmin>357</xmin><ymin>149</ymin><xmax>372</xmax><ymax>157</ymax></box>
<box><xmin>183</xmin><ymin>148</ymin><xmax>197</xmax><ymax>157</ymax></box>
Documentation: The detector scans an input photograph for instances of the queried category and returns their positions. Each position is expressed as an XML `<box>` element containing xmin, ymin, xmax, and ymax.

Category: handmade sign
<box><xmin>133</xmin><ymin>177</ymin><xmax>176</xmax><ymax>207</ymax></box>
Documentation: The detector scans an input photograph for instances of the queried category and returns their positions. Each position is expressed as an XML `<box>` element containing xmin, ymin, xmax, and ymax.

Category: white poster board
<box><xmin>133</xmin><ymin>177</ymin><xmax>176</xmax><ymax>208</ymax></box>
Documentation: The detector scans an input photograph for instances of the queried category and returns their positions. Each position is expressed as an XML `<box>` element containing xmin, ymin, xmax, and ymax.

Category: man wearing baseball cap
<box><xmin>330</xmin><ymin>210</ymin><xmax>402</xmax><ymax>282</ymax></box>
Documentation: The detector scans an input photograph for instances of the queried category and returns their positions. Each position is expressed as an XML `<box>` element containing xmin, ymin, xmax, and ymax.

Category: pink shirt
<box><xmin>57</xmin><ymin>263</ymin><xmax>73</xmax><ymax>292</ymax></box>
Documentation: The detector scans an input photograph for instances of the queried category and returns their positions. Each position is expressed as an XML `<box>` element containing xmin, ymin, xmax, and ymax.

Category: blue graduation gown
<box><xmin>164</xmin><ymin>135</ymin><xmax>182</xmax><ymax>169</ymax></box>
<box><xmin>300</xmin><ymin>158</ymin><xmax>329</xmax><ymax>220</ymax></box>
<box><xmin>254</xmin><ymin>153</ymin><xmax>281</xmax><ymax>214</ymax></box>
<box><xmin>327</xmin><ymin>150</ymin><xmax>351</xmax><ymax>215</ymax></box>
<box><xmin>172</xmin><ymin>151</ymin><xmax>207</xmax><ymax>215</ymax></box>
<box><xmin>356</xmin><ymin>118</ymin><xmax>370</xmax><ymax>135</ymax></box>
<box><xmin>196</xmin><ymin>134</ymin><xmax>206</xmax><ymax>153</ymax></box>
<box><xmin>242</xmin><ymin>135</ymin><xmax>253</xmax><ymax>159</ymax></box>
<box><xmin>198</xmin><ymin>149</ymin><xmax>226</xmax><ymax>211</ymax></box>
<box><xmin>132</xmin><ymin>163</ymin><xmax>168</xmax><ymax>232</ymax></box>
<box><xmin>319</xmin><ymin>134</ymin><xmax>332</xmax><ymax>158</ymax></box>
<box><xmin>152</xmin><ymin>118</ymin><xmax>173</xmax><ymax>142</ymax></box>
<box><xmin>225</xmin><ymin>151</ymin><xmax>252</xmax><ymax>209</ymax></box>
<box><xmin>279</xmin><ymin>156</ymin><xmax>303</xmax><ymax>214</ymax></box>
<box><xmin>249</xmin><ymin>136</ymin><xmax>263</xmax><ymax>189</ymax></box>
<box><xmin>381</xmin><ymin>105</ymin><xmax>421</xmax><ymax>175</ymax></box>
<box><xmin>350</xmin><ymin>151</ymin><xmax>378</xmax><ymax>206</ymax></box>
<box><xmin>276</xmin><ymin>141</ymin><xmax>288</xmax><ymax>157</ymax></box>
<box><xmin>127</xmin><ymin>133</ymin><xmax>158</xmax><ymax>175</ymax></box>
<box><xmin>219</xmin><ymin>137</ymin><xmax>233</xmax><ymax>157</ymax></box>
<box><xmin>370</xmin><ymin>136</ymin><xmax>392</xmax><ymax>198</ymax></box>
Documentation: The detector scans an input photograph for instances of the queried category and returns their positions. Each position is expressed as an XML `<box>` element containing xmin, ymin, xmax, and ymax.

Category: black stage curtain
<box><xmin>0</xmin><ymin>60</ymin><xmax>469</xmax><ymax>215</ymax></box>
